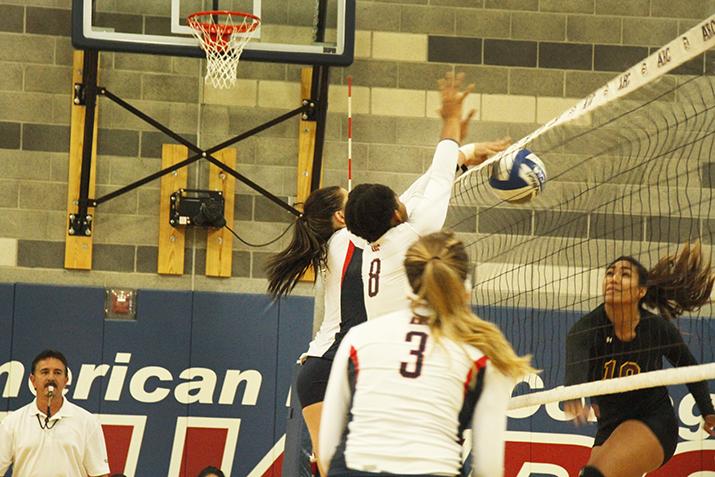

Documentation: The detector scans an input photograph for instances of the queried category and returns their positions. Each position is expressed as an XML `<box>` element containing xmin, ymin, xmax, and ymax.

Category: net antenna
<box><xmin>187</xmin><ymin>10</ymin><xmax>261</xmax><ymax>89</ymax></box>
<box><xmin>347</xmin><ymin>75</ymin><xmax>353</xmax><ymax>192</ymax></box>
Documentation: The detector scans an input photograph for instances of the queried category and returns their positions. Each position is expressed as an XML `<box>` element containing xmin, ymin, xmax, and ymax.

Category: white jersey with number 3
<box><xmin>319</xmin><ymin>309</ymin><xmax>514</xmax><ymax>477</ymax></box>
<box><xmin>361</xmin><ymin>139</ymin><xmax>459</xmax><ymax>319</ymax></box>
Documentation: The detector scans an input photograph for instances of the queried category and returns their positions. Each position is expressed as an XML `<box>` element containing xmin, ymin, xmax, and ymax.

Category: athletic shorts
<box><xmin>594</xmin><ymin>403</ymin><xmax>678</xmax><ymax>466</ymax></box>
<box><xmin>328</xmin><ymin>439</ymin><xmax>458</xmax><ymax>477</ymax></box>
<box><xmin>328</xmin><ymin>452</ymin><xmax>452</xmax><ymax>477</ymax></box>
<box><xmin>330</xmin><ymin>470</ymin><xmax>449</xmax><ymax>477</ymax></box>
<box><xmin>296</xmin><ymin>356</ymin><xmax>333</xmax><ymax>408</ymax></box>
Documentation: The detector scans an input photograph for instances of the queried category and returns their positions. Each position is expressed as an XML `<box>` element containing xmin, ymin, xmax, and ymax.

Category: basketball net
<box><xmin>187</xmin><ymin>11</ymin><xmax>261</xmax><ymax>89</ymax></box>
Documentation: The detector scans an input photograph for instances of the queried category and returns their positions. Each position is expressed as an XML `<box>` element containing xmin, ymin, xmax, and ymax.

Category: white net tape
<box><xmin>509</xmin><ymin>363</ymin><xmax>715</xmax><ymax>410</ymax></box>
<box><xmin>188</xmin><ymin>12</ymin><xmax>260</xmax><ymax>90</ymax></box>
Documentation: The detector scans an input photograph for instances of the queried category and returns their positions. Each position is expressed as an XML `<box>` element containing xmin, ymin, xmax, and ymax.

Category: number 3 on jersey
<box><xmin>400</xmin><ymin>331</ymin><xmax>428</xmax><ymax>378</ymax></box>
<box><xmin>368</xmin><ymin>258</ymin><xmax>381</xmax><ymax>297</ymax></box>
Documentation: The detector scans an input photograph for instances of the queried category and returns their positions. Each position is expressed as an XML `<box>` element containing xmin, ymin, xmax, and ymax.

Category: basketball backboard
<box><xmin>72</xmin><ymin>0</ymin><xmax>355</xmax><ymax>66</ymax></box>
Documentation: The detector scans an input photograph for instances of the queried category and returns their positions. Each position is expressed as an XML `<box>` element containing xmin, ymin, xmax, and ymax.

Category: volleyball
<box><xmin>488</xmin><ymin>148</ymin><xmax>547</xmax><ymax>203</ymax></box>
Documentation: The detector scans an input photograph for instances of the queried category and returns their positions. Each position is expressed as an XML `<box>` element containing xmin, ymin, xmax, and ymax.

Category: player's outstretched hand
<box><xmin>437</xmin><ymin>71</ymin><xmax>474</xmax><ymax>119</ymax></box>
<box><xmin>459</xmin><ymin>137</ymin><xmax>512</xmax><ymax>167</ymax></box>
<box><xmin>460</xmin><ymin>108</ymin><xmax>477</xmax><ymax>143</ymax></box>
<box><xmin>564</xmin><ymin>399</ymin><xmax>591</xmax><ymax>426</ymax></box>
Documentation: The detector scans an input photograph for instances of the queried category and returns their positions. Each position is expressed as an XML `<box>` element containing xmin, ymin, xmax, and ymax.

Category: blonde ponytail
<box><xmin>405</xmin><ymin>232</ymin><xmax>536</xmax><ymax>379</ymax></box>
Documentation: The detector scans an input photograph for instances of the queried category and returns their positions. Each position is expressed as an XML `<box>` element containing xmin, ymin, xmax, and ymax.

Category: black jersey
<box><xmin>565</xmin><ymin>304</ymin><xmax>714</xmax><ymax>429</ymax></box>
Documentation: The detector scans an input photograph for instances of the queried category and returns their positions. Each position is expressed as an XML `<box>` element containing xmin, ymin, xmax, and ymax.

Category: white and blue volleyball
<box><xmin>488</xmin><ymin>148</ymin><xmax>547</xmax><ymax>204</ymax></box>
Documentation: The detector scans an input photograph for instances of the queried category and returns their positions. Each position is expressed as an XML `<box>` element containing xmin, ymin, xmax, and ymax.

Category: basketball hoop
<box><xmin>187</xmin><ymin>10</ymin><xmax>261</xmax><ymax>89</ymax></box>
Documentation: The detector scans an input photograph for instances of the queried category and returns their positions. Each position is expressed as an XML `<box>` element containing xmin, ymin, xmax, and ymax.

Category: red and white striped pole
<box><xmin>347</xmin><ymin>75</ymin><xmax>353</xmax><ymax>192</ymax></box>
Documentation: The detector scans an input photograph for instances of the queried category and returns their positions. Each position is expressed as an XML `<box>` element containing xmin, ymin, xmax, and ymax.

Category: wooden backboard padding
<box><xmin>297</xmin><ymin>67</ymin><xmax>321</xmax><ymax>283</ymax></box>
<box><xmin>157</xmin><ymin>144</ymin><xmax>189</xmax><ymax>275</ymax></box>
<box><xmin>205</xmin><ymin>149</ymin><xmax>236</xmax><ymax>277</ymax></box>
<box><xmin>64</xmin><ymin>50</ymin><xmax>99</xmax><ymax>270</ymax></box>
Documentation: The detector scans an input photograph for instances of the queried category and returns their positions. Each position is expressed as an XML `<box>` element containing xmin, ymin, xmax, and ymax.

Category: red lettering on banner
<box><xmin>102</xmin><ymin>424</ymin><xmax>133</xmax><ymax>475</ymax></box>
<box><xmin>650</xmin><ymin>448</ymin><xmax>715</xmax><ymax>476</ymax></box>
<box><xmin>500</xmin><ymin>435</ymin><xmax>715</xmax><ymax>476</ymax></box>
<box><xmin>504</xmin><ymin>440</ymin><xmax>590</xmax><ymax>476</ymax></box>
<box><xmin>260</xmin><ymin>452</ymin><xmax>284</xmax><ymax>477</ymax></box>
<box><xmin>179</xmin><ymin>427</ymin><xmax>229</xmax><ymax>477</ymax></box>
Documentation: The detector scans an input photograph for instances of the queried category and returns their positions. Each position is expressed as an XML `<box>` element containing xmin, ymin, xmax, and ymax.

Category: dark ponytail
<box><xmin>644</xmin><ymin>242</ymin><xmax>714</xmax><ymax>320</ymax></box>
<box><xmin>610</xmin><ymin>242</ymin><xmax>714</xmax><ymax>320</ymax></box>
<box><xmin>265</xmin><ymin>186</ymin><xmax>345</xmax><ymax>299</ymax></box>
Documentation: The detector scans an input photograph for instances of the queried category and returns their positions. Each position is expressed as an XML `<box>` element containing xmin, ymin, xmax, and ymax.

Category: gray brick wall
<box><xmin>0</xmin><ymin>1</ymin><xmax>712</xmax><ymax>294</ymax></box>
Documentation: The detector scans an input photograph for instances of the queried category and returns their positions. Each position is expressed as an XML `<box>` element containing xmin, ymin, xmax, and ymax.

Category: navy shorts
<box><xmin>329</xmin><ymin>456</ymin><xmax>451</xmax><ymax>477</ymax></box>
<box><xmin>594</xmin><ymin>404</ymin><xmax>678</xmax><ymax>466</ymax></box>
<box><xmin>330</xmin><ymin>470</ymin><xmax>448</xmax><ymax>477</ymax></box>
<box><xmin>328</xmin><ymin>440</ymin><xmax>456</xmax><ymax>477</ymax></box>
<box><xmin>296</xmin><ymin>356</ymin><xmax>333</xmax><ymax>408</ymax></box>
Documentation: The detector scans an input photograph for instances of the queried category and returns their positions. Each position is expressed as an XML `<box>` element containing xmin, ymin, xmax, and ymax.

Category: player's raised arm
<box><xmin>402</xmin><ymin>73</ymin><xmax>472</xmax><ymax>234</ymax></box>
<box><xmin>438</xmin><ymin>71</ymin><xmax>473</xmax><ymax>143</ymax></box>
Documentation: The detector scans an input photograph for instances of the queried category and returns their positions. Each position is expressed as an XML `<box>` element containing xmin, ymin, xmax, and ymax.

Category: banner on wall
<box><xmin>0</xmin><ymin>284</ymin><xmax>712</xmax><ymax>476</ymax></box>
<box><xmin>0</xmin><ymin>284</ymin><xmax>313</xmax><ymax>477</ymax></box>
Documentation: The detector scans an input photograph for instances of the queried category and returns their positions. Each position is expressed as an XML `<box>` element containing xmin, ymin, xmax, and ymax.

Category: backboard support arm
<box><xmin>82</xmin><ymin>90</ymin><xmax>311</xmax><ymax>217</ymax></box>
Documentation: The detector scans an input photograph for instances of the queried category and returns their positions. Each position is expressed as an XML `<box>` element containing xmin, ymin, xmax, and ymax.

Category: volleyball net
<box><xmin>446</xmin><ymin>15</ymin><xmax>715</xmax><ymax>408</ymax></box>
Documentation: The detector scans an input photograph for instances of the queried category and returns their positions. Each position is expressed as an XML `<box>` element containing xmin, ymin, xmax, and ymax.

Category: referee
<box><xmin>0</xmin><ymin>349</ymin><xmax>110</xmax><ymax>477</ymax></box>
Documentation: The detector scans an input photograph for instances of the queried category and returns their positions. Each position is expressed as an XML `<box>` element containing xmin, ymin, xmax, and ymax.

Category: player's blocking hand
<box><xmin>459</xmin><ymin>108</ymin><xmax>477</xmax><ymax>143</ymax></box>
<box><xmin>564</xmin><ymin>398</ymin><xmax>591</xmax><ymax>426</ymax></box>
<box><xmin>459</xmin><ymin>137</ymin><xmax>512</xmax><ymax>167</ymax></box>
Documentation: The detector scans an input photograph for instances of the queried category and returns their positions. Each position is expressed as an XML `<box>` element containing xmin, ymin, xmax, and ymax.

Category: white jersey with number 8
<box><xmin>360</xmin><ymin>139</ymin><xmax>460</xmax><ymax>319</ymax></box>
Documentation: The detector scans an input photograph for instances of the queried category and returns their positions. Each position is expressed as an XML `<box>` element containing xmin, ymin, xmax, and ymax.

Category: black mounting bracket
<box><xmin>68</xmin><ymin>212</ymin><xmax>93</xmax><ymax>236</ymax></box>
<box><xmin>301</xmin><ymin>99</ymin><xmax>319</xmax><ymax>121</ymax></box>
<box><xmin>73</xmin><ymin>82</ymin><xmax>106</xmax><ymax>106</ymax></box>
<box><xmin>73</xmin><ymin>82</ymin><xmax>87</xmax><ymax>106</ymax></box>
<box><xmin>169</xmin><ymin>189</ymin><xmax>226</xmax><ymax>228</ymax></box>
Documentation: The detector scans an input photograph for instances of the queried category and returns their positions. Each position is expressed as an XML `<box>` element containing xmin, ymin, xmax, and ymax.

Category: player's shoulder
<box><xmin>347</xmin><ymin>230</ymin><xmax>367</xmax><ymax>249</ymax></box>
<box><xmin>640</xmin><ymin>308</ymin><xmax>676</xmax><ymax>331</ymax></box>
<box><xmin>327</xmin><ymin>228</ymin><xmax>363</xmax><ymax>265</ymax></box>
<box><xmin>371</xmin><ymin>223</ymin><xmax>418</xmax><ymax>251</ymax></box>
<box><xmin>586</xmin><ymin>303</ymin><xmax>607</xmax><ymax>320</ymax></box>
<box><xmin>330</xmin><ymin>227</ymin><xmax>366</xmax><ymax>244</ymax></box>
<box><xmin>327</xmin><ymin>227</ymin><xmax>349</xmax><ymax>249</ymax></box>
<box><xmin>449</xmin><ymin>338</ymin><xmax>488</xmax><ymax>362</ymax></box>
<box><xmin>569</xmin><ymin>303</ymin><xmax>606</xmax><ymax>334</ymax></box>
<box><xmin>348</xmin><ymin>308</ymin><xmax>413</xmax><ymax>337</ymax></box>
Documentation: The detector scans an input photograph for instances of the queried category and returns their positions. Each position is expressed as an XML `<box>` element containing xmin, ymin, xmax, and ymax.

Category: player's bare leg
<box><xmin>302</xmin><ymin>402</ymin><xmax>326</xmax><ymax>477</ymax></box>
<box><xmin>586</xmin><ymin>420</ymin><xmax>663</xmax><ymax>477</ymax></box>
